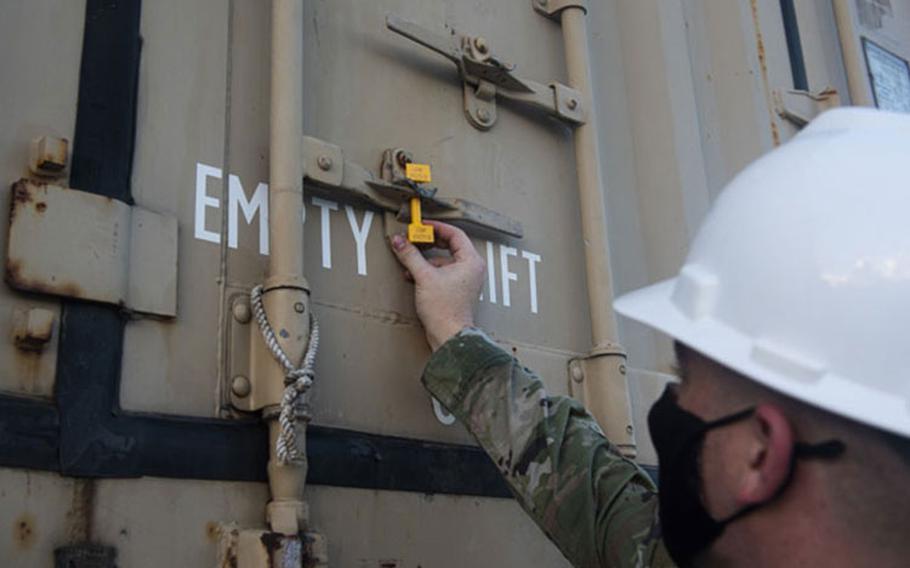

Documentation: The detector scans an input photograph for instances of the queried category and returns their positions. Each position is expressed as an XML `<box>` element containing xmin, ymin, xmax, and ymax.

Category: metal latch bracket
<box><xmin>532</xmin><ymin>0</ymin><xmax>588</xmax><ymax>20</ymax></box>
<box><xmin>5</xmin><ymin>179</ymin><xmax>179</xmax><ymax>317</ymax></box>
<box><xmin>386</xmin><ymin>15</ymin><xmax>586</xmax><ymax>130</ymax></box>
<box><xmin>773</xmin><ymin>87</ymin><xmax>840</xmax><ymax>128</ymax></box>
<box><xmin>302</xmin><ymin>136</ymin><xmax>524</xmax><ymax>239</ymax></box>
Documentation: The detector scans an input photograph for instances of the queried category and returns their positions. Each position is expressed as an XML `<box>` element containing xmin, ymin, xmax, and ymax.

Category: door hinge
<box><xmin>5</xmin><ymin>179</ymin><xmax>179</xmax><ymax>317</ymax></box>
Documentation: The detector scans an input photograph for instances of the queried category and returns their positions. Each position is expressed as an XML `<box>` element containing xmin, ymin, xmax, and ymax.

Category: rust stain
<box><xmin>13</xmin><ymin>350</ymin><xmax>41</xmax><ymax>394</ymax></box>
<box><xmin>206</xmin><ymin>521</ymin><xmax>220</xmax><ymax>542</ymax></box>
<box><xmin>5</xmin><ymin>259</ymin><xmax>23</xmax><ymax>286</ymax></box>
<box><xmin>5</xmin><ymin>258</ymin><xmax>86</xmax><ymax>299</ymax></box>
<box><xmin>218</xmin><ymin>527</ymin><xmax>240</xmax><ymax>568</ymax></box>
<box><xmin>11</xmin><ymin>179</ymin><xmax>35</xmax><ymax>206</ymax></box>
<box><xmin>35</xmin><ymin>202</ymin><xmax>47</xmax><ymax>213</ymax></box>
<box><xmin>749</xmin><ymin>0</ymin><xmax>781</xmax><ymax>146</ymax></box>
<box><xmin>13</xmin><ymin>513</ymin><xmax>36</xmax><ymax>550</ymax></box>
<box><xmin>66</xmin><ymin>479</ymin><xmax>95</xmax><ymax>544</ymax></box>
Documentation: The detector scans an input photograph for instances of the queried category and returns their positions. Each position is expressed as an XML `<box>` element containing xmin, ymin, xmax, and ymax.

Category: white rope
<box><xmin>250</xmin><ymin>284</ymin><xmax>319</xmax><ymax>465</ymax></box>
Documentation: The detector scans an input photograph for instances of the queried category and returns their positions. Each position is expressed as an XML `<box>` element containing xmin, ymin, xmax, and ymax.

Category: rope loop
<box><xmin>250</xmin><ymin>284</ymin><xmax>319</xmax><ymax>464</ymax></box>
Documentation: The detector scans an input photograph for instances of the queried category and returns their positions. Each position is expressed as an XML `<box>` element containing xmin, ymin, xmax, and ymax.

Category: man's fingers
<box><xmin>389</xmin><ymin>234</ymin><xmax>432</xmax><ymax>279</ymax></box>
<box><xmin>425</xmin><ymin>221</ymin><xmax>478</xmax><ymax>262</ymax></box>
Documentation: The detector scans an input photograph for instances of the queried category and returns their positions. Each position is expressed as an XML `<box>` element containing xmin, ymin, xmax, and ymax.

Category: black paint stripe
<box><xmin>307</xmin><ymin>426</ymin><xmax>512</xmax><ymax>498</ymax></box>
<box><xmin>69</xmin><ymin>0</ymin><xmax>142</xmax><ymax>201</ymax></box>
<box><xmin>0</xmin><ymin>395</ymin><xmax>59</xmax><ymax>472</ymax></box>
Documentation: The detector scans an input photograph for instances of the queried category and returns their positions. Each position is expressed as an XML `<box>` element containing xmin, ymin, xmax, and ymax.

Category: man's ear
<box><xmin>736</xmin><ymin>404</ymin><xmax>795</xmax><ymax>506</ymax></box>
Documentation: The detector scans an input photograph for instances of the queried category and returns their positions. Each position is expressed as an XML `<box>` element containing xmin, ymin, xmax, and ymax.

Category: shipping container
<box><xmin>1</xmin><ymin>0</ymin><xmax>908</xmax><ymax>566</ymax></box>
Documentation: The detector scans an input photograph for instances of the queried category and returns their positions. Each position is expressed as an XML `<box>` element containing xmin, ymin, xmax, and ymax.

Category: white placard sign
<box><xmin>864</xmin><ymin>39</ymin><xmax>910</xmax><ymax>113</ymax></box>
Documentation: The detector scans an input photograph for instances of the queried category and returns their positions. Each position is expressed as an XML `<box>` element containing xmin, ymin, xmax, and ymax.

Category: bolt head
<box><xmin>567</xmin><ymin>98</ymin><xmax>578</xmax><ymax>110</ymax></box>
<box><xmin>294</xmin><ymin>302</ymin><xmax>306</xmax><ymax>314</ymax></box>
<box><xmin>477</xmin><ymin>108</ymin><xmax>492</xmax><ymax>122</ymax></box>
<box><xmin>232</xmin><ymin>301</ymin><xmax>251</xmax><ymax>324</ymax></box>
<box><xmin>571</xmin><ymin>364</ymin><xmax>584</xmax><ymax>383</ymax></box>
<box><xmin>317</xmin><ymin>155</ymin><xmax>333</xmax><ymax>171</ymax></box>
<box><xmin>473</xmin><ymin>37</ymin><xmax>488</xmax><ymax>54</ymax></box>
<box><xmin>231</xmin><ymin>375</ymin><xmax>252</xmax><ymax>398</ymax></box>
<box><xmin>395</xmin><ymin>150</ymin><xmax>412</xmax><ymax>167</ymax></box>
<box><xmin>626</xmin><ymin>424</ymin><xmax>634</xmax><ymax>434</ymax></box>
<box><xmin>619</xmin><ymin>364</ymin><xmax>627</xmax><ymax>375</ymax></box>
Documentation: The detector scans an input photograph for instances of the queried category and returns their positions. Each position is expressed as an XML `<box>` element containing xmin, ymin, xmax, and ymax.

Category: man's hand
<box><xmin>389</xmin><ymin>221</ymin><xmax>485</xmax><ymax>351</ymax></box>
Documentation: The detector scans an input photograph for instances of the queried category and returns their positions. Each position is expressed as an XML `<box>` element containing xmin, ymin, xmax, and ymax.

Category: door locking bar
<box><xmin>303</xmin><ymin>136</ymin><xmax>523</xmax><ymax>239</ymax></box>
<box><xmin>386</xmin><ymin>15</ymin><xmax>586</xmax><ymax>131</ymax></box>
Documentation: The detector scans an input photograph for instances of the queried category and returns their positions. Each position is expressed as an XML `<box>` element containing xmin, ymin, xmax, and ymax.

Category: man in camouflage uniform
<box><xmin>388</xmin><ymin>109</ymin><xmax>910</xmax><ymax>567</ymax></box>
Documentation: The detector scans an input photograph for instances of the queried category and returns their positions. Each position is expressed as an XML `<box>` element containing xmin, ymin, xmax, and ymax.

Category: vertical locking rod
<box><xmin>556</xmin><ymin>4</ymin><xmax>637</xmax><ymax>457</ymax></box>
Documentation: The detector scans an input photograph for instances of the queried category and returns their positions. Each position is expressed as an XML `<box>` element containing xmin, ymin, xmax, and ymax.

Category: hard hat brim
<box><xmin>614</xmin><ymin>279</ymin><xmax>910</xmax><ymax>439</ymax></box>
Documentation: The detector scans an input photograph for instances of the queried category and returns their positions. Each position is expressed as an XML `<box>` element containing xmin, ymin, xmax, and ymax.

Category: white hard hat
<box><xmin>615</xmin><ymin>107</ymin><xmax>910</xmax><ymax>438</ymax></box>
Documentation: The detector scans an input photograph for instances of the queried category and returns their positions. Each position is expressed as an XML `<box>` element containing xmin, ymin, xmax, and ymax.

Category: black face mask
<box><xmin>647</xmin><ymin>384</ymin><xmax>845</xmax><ymax>567</ymax></box>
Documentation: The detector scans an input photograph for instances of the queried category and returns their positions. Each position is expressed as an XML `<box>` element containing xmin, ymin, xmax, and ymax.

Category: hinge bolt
<box><xmin>571</xmin><ymin>364</ymin><xmax>584</xmax><ymax>383</ymax></box>
<box><xmin>477</xmin><ymin>108</ymin><xmax>492</xmax><ymax>123</ymax></box>
<box><xmin>232</xmin><ymin>300</ymin><xmax>251</xmax><ymax>324</ymax></box>
<box><xmin>294</xmin><ymin>302</ymin><xmax>306</xmax><ymax>314</ymax></box>
<box><xmin>626</xmin><ymin>424</ymin><xmax>634</xmax><ymax>434</ymax></box>
<box><xmin>231</xmin><ymin>375</ymin><xmax>252</xmax><ymax>398</ymax></box>
<box><xmin>619</xmin><ymin>363</ymin><xmax>627</xmax><ymax>375</ymax></box>
<box><xmin>473</xmin><ymin>37</ymin><xmax>489</xmax><ymax>55</ymax></box>
<box><xmin>317</xmin><ymin>155</ymin><xmax>333</xmax><ymax>171</ymax></box>
<box><xmin>567</xmin><ymin>98</ymin><xmax>578</xmax><ymax>110</ymax></box>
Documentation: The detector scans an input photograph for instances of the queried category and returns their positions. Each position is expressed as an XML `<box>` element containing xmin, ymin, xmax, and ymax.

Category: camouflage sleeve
<box><xmin>422</xmin><ymin>328</ymin><xmax>675</xmax><ymax>568</ymax></box>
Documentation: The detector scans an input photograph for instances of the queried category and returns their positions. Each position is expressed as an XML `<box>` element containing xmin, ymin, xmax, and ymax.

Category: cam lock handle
<box><xmin>405</xmin><ymin>163</ymin><xmax>435</xmax><ymax>244</ymax></box>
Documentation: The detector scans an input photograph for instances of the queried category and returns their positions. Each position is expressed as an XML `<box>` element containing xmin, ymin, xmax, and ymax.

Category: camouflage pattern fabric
<box><xmin>423</xmin><ymin>328</ymin><xmax>675</xmax><ymax>568</ymax></box>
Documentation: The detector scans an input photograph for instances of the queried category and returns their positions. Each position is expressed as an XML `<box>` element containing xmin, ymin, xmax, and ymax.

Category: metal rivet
<box><xmin>626</xmin><ymin>424</ymin><xmax>634</xmax><ymax>434</ymax></box>
<box><xmin>317</xmin><ymin>155</ymin><xmax>333</xmax><ymax>171</ymax></box>
<box><xmin>477</xmin><ymin>108</ymin><xmax>491</xmax><ymax>123</ymax></box>
<box><xmin>294</xmin><ymin>302</ymin><xmax>306</xmax><ymax>314</ymax></box>
<box><xmin>567</xmin><ymin>98</ymin><xmax>578</xmax><ymax>110</ymax></box>
<box><xmin>231</xmin><ymin>375</ymin><xmax>252</xmax><ymax>398</ymax></box>
<box><xmin>232</xmin><ymin>301</ymin><xmax>251</xmax><ymax>324</ymax></box>
<box><xmin>571</xmin><ymin>364</ymin><xmax>584</xmax><ymax>383</ymax></box>
<box><xmin>619</xmin><ymin>364</ymin><xmax>627</xmax><ymax>375</ymax></box>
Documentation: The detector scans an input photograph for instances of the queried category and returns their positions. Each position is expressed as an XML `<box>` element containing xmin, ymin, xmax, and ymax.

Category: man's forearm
<box><xmin>422</xmin><ymin>328</ymin><xmax>673</xmax><ymax>568</ymax></box>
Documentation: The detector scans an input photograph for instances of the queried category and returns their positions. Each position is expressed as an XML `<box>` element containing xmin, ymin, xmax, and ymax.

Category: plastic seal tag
<box><xmin>407</xmin><ymin>197</ymin><xmax>435</xmax><ymax>244</ymax></box>
<box><xmin>408</xmin><ymin>223</ymin><xmax>435</xmax><ymax>243</ymax></box>
<box><xmin>405</xmin><ymin>163</ymin><xmax>432</xmax><ymax>183</ymax></box>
